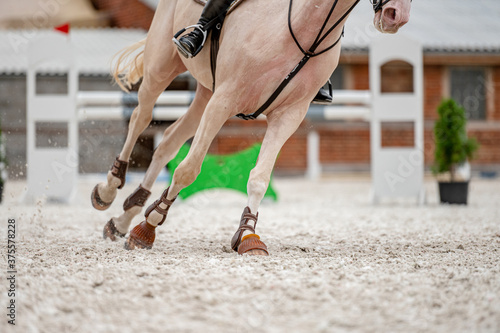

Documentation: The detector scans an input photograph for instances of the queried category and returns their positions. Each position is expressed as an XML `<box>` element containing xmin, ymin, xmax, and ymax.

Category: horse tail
<box><xmin>112</xmin><ymin>38</ymin><xmax>147</xmax><ymax>92</ymax></box>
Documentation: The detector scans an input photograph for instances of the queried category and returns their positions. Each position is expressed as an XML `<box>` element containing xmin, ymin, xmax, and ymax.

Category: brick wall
<box><xmin>91</xmin><ymin>0</ymin><xmax>154</xmax><ymax>29</ymax></box>
<box><xmin>468</xmin><ymin>126</ymin><xmax>500</xmax><ymax>164</ymax></box>
<box><xmin>423</xmin><ymin>65</ymin><xmax>444</xmax><ymax>120</ymax></box>
<box><xmin>318</xmin><ymin>124</ymin><xmax>370</xmax><ymax>164</ymax></box>
<box><xmin>210</xmin><ymin>119</ymin><xmax>308</xmax><ymax>173</ymax></box>
<box><xmin>351</xmin><ymin>64</ymin><xmax>369</xmax><ymax>90</ymax></box>
<box><xmin>381</xmin><ymin>61</ymin><xmax>414</xmax><ymax>93</ymax></box>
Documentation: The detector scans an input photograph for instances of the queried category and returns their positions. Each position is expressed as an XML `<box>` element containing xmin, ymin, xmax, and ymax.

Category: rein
<box><xmin>236</xmin><ymin>0</ymin><xmax>361</xmax><ymax>120</ymax></box>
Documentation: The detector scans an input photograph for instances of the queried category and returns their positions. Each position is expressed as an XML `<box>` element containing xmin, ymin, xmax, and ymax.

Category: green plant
<box><xmin>433</xmin><ymin>98</ymin><xmax>479</xmax><ymax>181</ymax></box>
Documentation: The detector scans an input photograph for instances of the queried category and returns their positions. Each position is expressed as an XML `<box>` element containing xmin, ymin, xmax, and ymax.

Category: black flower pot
<box><xmin>438</xmin><ymin>181</ymin><xmax>469</xmax><ymax>205</ymax></box>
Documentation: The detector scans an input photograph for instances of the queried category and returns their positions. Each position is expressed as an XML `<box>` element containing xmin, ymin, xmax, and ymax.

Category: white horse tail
<box><xmin>112</xmin><ymin>38</ymin><xmax>147</xmax><ymax>92</ymax></box>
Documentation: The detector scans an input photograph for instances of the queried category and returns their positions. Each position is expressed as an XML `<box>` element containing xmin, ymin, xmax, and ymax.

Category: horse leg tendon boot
<box><xmin>231</xmin><ymin>207</ymin><xmax>269</xmax><ymax>256</ymax></box>
<box><xmin>176</xmin><ymin>0</ymin><xmax>234</xmax><ymax>57</ymax></box>
<box><xmin>91</xmin><ymin>156</ymin><xmax>129</xmax><ymax>211</ymax></box>
<box><xmin>124</xmin><ymin>187</ymin><xmax>176</xmax><ymax>250</ymax></box>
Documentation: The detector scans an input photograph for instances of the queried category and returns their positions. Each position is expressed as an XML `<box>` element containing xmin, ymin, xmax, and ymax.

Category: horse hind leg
<box><xmin>104</xmin><ymin>83</ymin><xmax>211</xmax><ymax>242</ymax></box>
<box><xmin>91</xmin><ymin>62</ymin><xmax>186</xmax><ymax>211</ymax></box>
<box><xmin>91</xmin><ymin>155</ymin><xmax>128</xmax><ymax>210</ymax></box>
<box><xmin>91</xmin><ymin>0</ymin><xmax>185</xmax><ymax>210</ymax></box>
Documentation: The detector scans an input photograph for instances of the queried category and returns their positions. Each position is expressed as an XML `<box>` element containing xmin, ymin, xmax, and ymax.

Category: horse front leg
<box><xmin>124</xmin><ymin>95</ymin><xmax>233</xmax><ymax>250</ymax></box>
<box><xmin>232</xmin><ymin>104</ymin><xmax>309</xmax><ymax>256</ymax></box>
<box><xmin>103</xmin><ymin>83</ymin><xmax>211</xmax><ymax>241</ymax></box>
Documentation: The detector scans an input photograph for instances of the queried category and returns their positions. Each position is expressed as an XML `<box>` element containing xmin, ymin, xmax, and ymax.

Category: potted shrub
<box><xmin>432</xmin><ymin>99</ymin><xmax>479</xmax><ymax>204</ymax></box>
<box><xmin>0</xmin><ymin>119</ymin><xmax>6</xmax><ymax>204</ymax></box>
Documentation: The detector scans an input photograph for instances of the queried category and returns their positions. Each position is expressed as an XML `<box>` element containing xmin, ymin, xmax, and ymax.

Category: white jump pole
<box><xmin>306</xmin><ymin>130</ymin><xmax>321</xmax><ymax>180</ymax></box>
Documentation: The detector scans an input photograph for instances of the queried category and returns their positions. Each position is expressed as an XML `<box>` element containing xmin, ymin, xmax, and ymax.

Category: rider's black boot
<box><xmin>175</xmin><ymin>0</ymin><xmax>234</xmax><ymax>58</ymax></box>
<box><xmin>312</xmin><ymin>87</ymin><xmax>333</xmax><ymax>104</ymax></box>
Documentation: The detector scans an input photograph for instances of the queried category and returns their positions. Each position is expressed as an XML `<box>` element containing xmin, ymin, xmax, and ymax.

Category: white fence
<box><xmin>77</xmin><ymin>91</ymin><xmax>195</xmax><ymax>121</ymax></box>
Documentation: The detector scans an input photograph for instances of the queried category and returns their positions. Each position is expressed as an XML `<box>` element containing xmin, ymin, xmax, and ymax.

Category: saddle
<box><xmin>194</xmin><ymin>0</ymin><xmax>245</xmax><ymax>15</ymax></box>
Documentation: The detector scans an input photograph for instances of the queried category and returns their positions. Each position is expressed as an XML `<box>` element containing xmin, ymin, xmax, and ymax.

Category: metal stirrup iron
<box><xmin>172</xmin><ymin>24</ymin><xmax>208</xmax><ymax>58</ymax></box>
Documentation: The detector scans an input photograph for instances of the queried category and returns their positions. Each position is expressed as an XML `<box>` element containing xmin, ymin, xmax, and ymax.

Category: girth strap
<box><xmin>210</xmin><ymin>20</ymin><xmax>224</xmax><ymax>92</ymax></box>
<box><xmin>237</xmin><ymin>0</ymin><xmax>360</xmax><ymax>120</ymax></box>
<box><xmin>237</xmin><ymin>55</ymin><xmax>312</xmax><ymax>120</ymax></box>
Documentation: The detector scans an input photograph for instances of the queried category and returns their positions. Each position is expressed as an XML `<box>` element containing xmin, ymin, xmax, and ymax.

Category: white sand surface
<box><xmin>0</xmin><ymin>176</ymin><xmax>499</xmax><ymax>333</ymax></box>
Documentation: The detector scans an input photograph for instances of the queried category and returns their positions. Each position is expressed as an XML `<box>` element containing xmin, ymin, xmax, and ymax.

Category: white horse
<box><xmin>91</xmin><ymin>0</ymin><xmax>412</xmax><ymax>255</ymax></box>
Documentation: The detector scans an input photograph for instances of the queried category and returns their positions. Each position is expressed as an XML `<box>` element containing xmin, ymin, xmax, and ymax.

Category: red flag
<box><xmin>54</xmin><ymin>23</ymin><xmax>70</xmax><ymax>35</ymax></box>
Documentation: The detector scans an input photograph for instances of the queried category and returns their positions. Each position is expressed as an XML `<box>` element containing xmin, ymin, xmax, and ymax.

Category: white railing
<box><xmin>76</xmin><ymin>90</ymin><xmax>372</xmax><ymax>121</ymax></box>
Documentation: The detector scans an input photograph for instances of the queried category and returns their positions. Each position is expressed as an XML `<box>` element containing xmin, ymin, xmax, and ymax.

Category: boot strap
<box><xmin>144</xmin><ymin>188</ymin><xmax>177</xmax><ymax>226</ymax></box>
<box><xmin>110</xmin><ymin>156</ymin><xmax>128</xmax><ymax>189</ymax></box>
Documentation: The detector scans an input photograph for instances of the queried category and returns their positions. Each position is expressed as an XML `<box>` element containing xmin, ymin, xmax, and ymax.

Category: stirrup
<box><xmin>172</xmin><ymin>24</ymin><xmax>208</xmax><ymax>58</ymax></box>
<box><xmin>312</xmin><ymin>79</ymin><xmax>333</xmax><ymax>105</ymax></box>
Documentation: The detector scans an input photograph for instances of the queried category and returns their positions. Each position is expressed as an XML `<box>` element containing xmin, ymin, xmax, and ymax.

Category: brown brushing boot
<box><xmin>124</xmin><ymin>187</ymin><xmax>176</xmax><ymax>250</ymax></box>
<box><xmin>231</xmin><ymin>207</ymin><xmax>269</xmax><ymax>256</ymax></box>
<box><xmin>91</xmin><ymin>156</ymin><xmax>129</xmax><ymax>211</ymax></box>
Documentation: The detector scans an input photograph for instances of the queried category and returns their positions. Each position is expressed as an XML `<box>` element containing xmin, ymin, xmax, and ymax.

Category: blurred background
<box><xmin>0</xmin><ymin>0</ymin><xmax>498</xmax><ymax>181</ymax></box>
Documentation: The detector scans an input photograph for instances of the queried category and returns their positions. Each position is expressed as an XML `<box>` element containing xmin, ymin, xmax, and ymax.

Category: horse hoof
<box><xmin>124</xmin><ymin>221</ymin><xmax>155</xmax><ymax>250</ymax></box>
<box><xmin>91</xmin><ymin>184</ymin><xmax>113</xmax><ymax>211</ymax></box>
<box><xmin>103</xmin><ymin>219</ymin><xmax>126</xmax><ymax>241</ymax></box>
<box><xmin>238</xmin><ymin>234</ymin><xmax>269</xmax><ymax>256</ymax></box>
